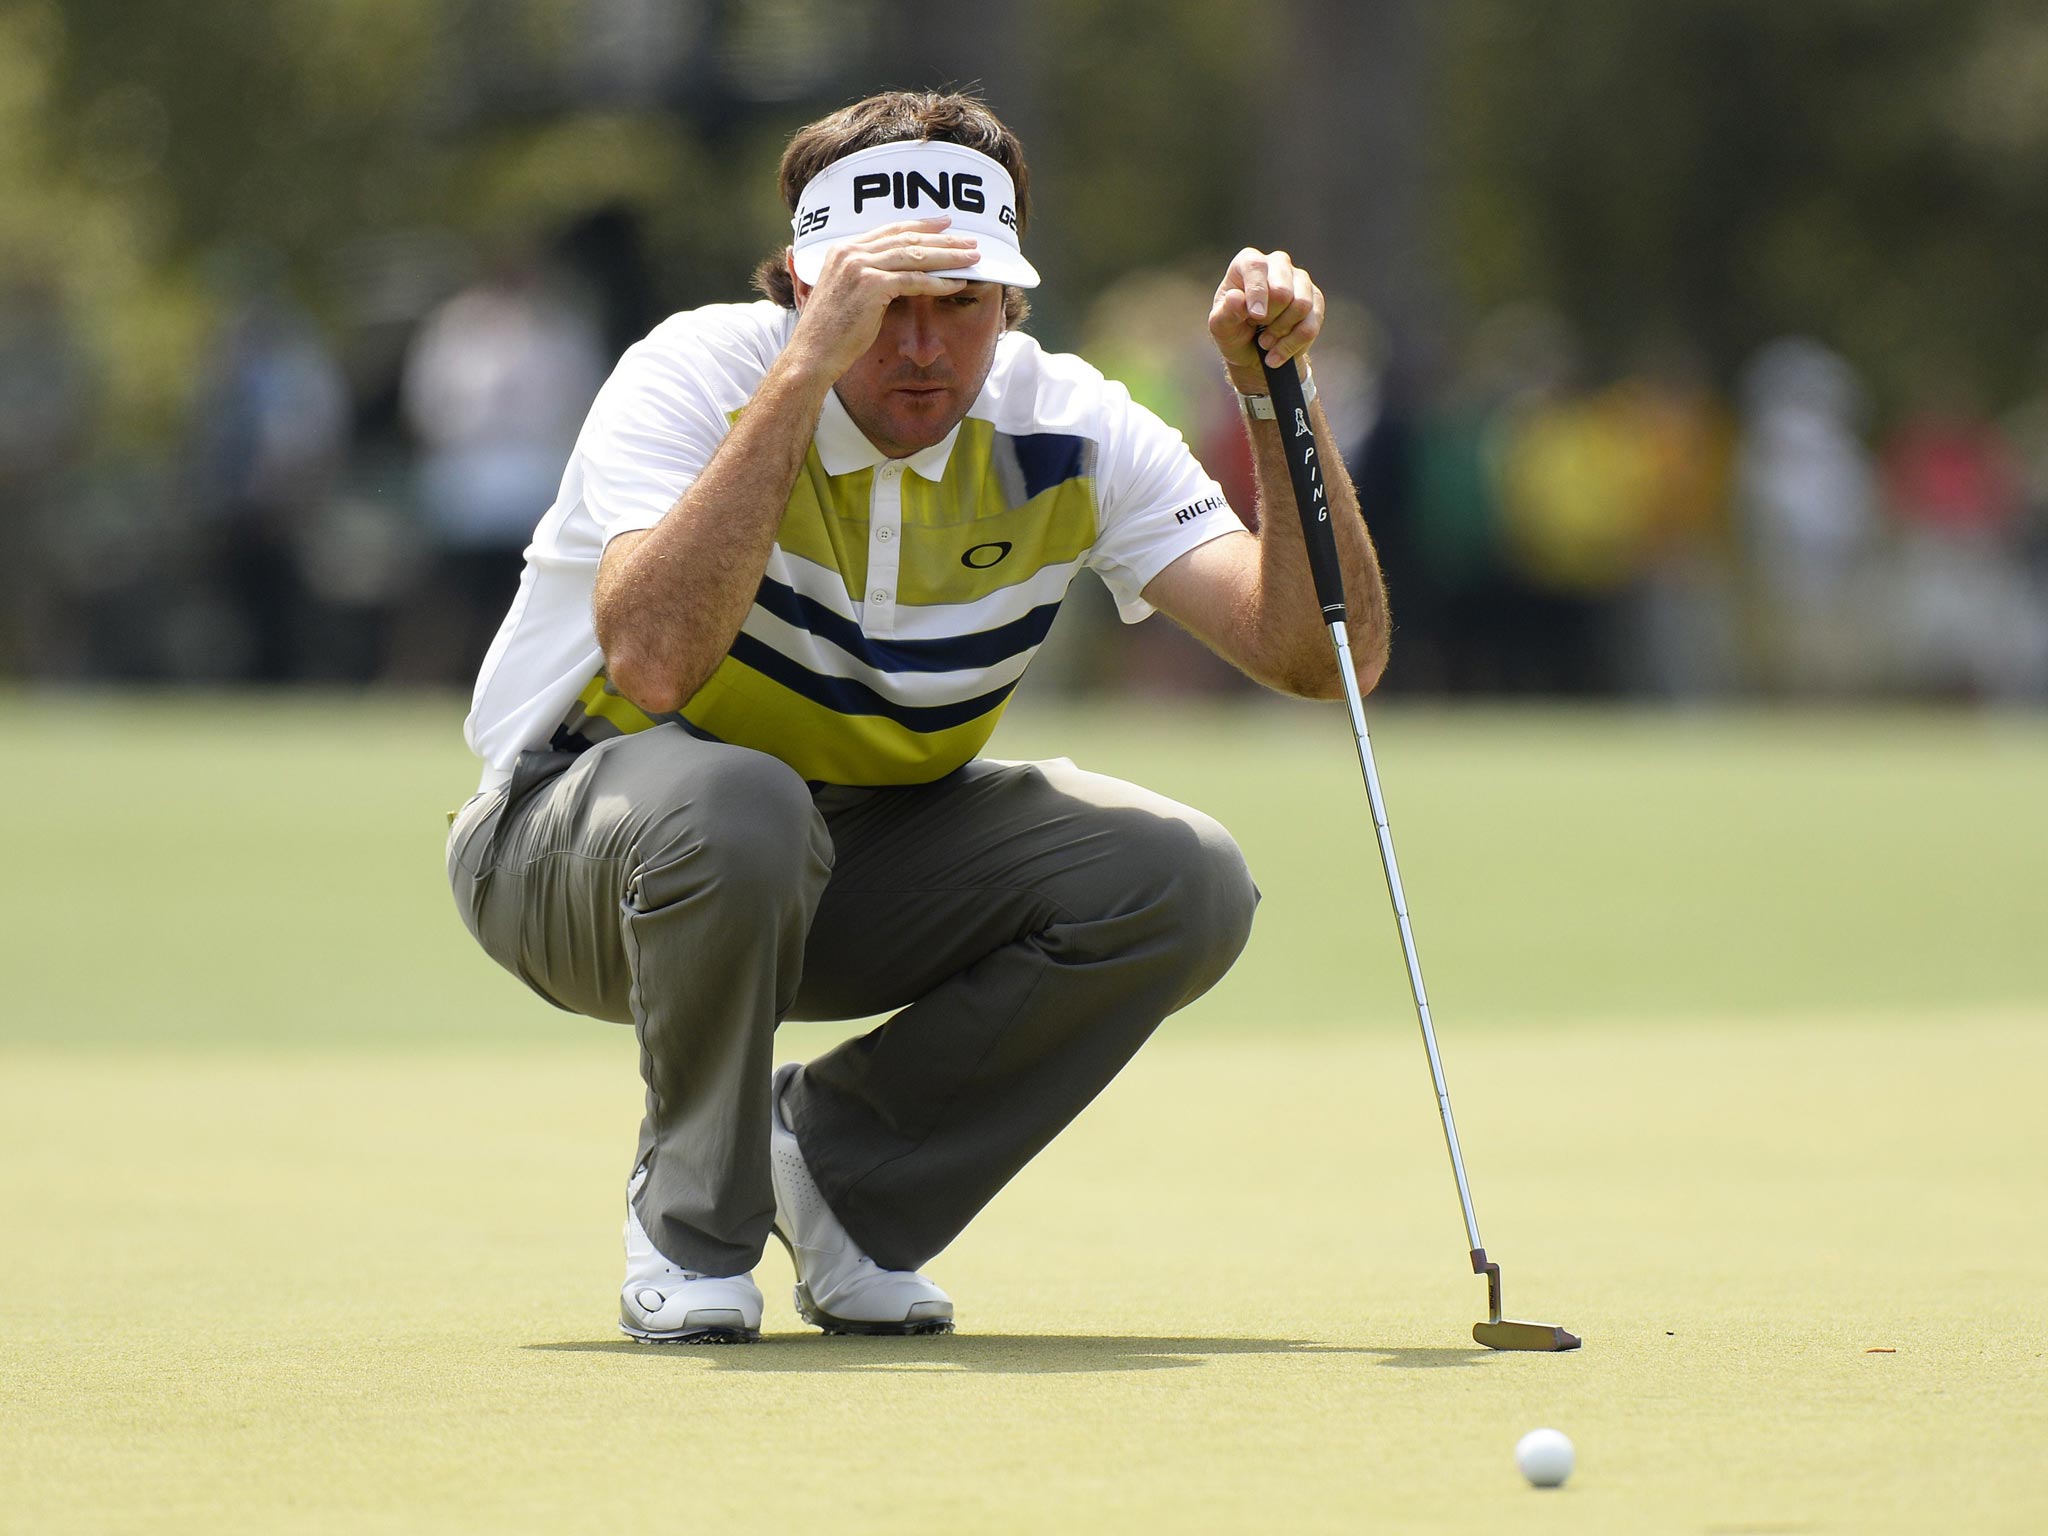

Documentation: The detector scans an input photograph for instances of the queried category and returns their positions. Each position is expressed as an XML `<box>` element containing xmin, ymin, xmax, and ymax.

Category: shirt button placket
<box><xmin>866</xmin><ymin>461</ymin><xmax>904</xmax><ymax>638</ymax></box>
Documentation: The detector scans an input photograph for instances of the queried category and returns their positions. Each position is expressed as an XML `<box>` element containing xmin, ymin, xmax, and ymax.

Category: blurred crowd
<box><xmin>1096</xmin><ymin>279</ymin><xmax>2048</xmax><ymax>701</ymax></box>
<box><xmin>4</xmin><ymin>251</ymin><xmax>2046</xmax><ymax>701</ymax></box>
<box><xmin>0</xmin><ymin>238</ymin><xmax>616</xmax><ymax>688</ymax></box>
<box><xmin>1362</xmin><ymin>311</ymin><xmax>2048</xmax><ymax>699</ymax></box>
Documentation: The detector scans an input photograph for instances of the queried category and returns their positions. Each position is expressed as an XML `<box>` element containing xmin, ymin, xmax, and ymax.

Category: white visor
<box><xmin>790</xmin><ymin>140</ymin><xmax>1039</xmax><ymax>289</ymax></box>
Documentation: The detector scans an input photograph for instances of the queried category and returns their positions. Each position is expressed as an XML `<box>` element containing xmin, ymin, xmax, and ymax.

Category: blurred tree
<box><xmin>1267</xmin><ymin>0</ymin><xmax>1443</xmax><ymax>367</ymax></box>
<box><xmin>1026</xmin><ymin>0</ymin><xmax>1251</xmax><ymax>339</ymax></box>
<box><xmin>16</xmin><ymin>0</ymin><xmax>1261</xmax><ymax>440</ymax></box>
<box><xmin>27</xmin><ymin>0</ymin><xmax>2048</xmax><ymax>445</ymax></box>
<box><xmin>1443</xmin><ymin>0</ymin><xmax>2048</xmax><ymax>407</ymax></box>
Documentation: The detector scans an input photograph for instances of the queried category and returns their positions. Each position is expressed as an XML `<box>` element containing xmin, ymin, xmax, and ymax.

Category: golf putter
<box><xmin>1259</xmin><ymin>353</ymin><xmax>1580</xmax><ymax>1353</ymax></box>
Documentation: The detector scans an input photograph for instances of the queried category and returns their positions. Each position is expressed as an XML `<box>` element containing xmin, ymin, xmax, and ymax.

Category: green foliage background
<box><xmin>1443</xmin><ymin>0</ymin><xmax>2048</xmax><ymax>400</ymax></box>
<box><xmin>8</xmin><ymin>0</ymin><xmax>2048</xmax><ymax>441</ymax></box>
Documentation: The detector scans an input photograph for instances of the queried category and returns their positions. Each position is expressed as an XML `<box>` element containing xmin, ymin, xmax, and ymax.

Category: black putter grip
<box><xmin>1258</xmin><ymin>356</ymin><xmax>1347</xmax><ymax>624</ymax></box>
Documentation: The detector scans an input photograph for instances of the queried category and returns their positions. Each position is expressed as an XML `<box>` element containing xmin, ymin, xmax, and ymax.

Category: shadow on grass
<box><xmin>525</xmin><ymin>1335</ymin><xmax>1488</xmax><ymax>1374</ymax></box>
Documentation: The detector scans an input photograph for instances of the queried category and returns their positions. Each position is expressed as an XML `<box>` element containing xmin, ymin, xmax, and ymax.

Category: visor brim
<box><xmin>790</xmin><ymin>241</ymin><xmax>1040</xmax><ymax>290</ymax></box>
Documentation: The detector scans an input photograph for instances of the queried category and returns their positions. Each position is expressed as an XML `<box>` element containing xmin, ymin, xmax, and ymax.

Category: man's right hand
<box><xmin>786</xmin><ymin>218</ymin><xmax>979</xmax><ymax>380</ymax></box>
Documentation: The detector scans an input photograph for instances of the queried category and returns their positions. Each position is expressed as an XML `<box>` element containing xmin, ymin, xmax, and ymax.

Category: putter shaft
<box><xmin>1259</xmin><ymin>353</ymin><xmax>1579</xmax><ymax>1352</ymax></box>
<box><xmin>1326</xmin><ymin>619</ymin><xmax>1484</xmax><ymax>1262</ymax></box>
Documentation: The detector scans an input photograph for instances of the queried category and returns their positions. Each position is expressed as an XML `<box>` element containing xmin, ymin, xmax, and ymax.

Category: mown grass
<box><xmin>2</xmin><ymin>693</ymin><xmax>2042</xmax><ymax>1049</ymax></box>
<box><xmin>2</xmin><ymin>694</ymin><xmax>2044</xmax><ymax>1532</ymax></box>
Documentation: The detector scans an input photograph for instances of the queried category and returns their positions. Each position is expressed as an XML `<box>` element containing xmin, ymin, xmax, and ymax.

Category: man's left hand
<box><xmin>1209</xmin><ymin>247</ymin><xmax>1325</xmax><ymax>393</ymax></box>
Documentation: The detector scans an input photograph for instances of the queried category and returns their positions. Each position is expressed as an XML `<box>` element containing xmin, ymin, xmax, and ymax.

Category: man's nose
<box><xmin>894</xmin><ymin>306</ymin><xmax>945</xmax><ymax>368</ymax></box>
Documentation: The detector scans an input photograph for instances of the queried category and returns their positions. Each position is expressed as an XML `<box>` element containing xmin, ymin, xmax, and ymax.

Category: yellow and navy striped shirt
<box><xmin>465</xmin><ymin>302</ymin><xmax>1243</xmax><ymax>790</ymax></box>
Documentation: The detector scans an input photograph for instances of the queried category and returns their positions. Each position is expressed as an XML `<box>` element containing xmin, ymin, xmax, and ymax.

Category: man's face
<box><xmin>804</xmin><ymin>282</ymin><xmax>1006</xmax><ymax>459</ymax></box>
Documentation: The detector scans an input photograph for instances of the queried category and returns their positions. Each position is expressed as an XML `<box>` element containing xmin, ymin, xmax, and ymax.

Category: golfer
<box><xmin>446</xmin><ymin>90</ymin><xmax>1389</xmax><ymax>1342</ymax></box>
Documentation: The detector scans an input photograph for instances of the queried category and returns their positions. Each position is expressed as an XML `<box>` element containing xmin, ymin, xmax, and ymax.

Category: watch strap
<box><xmin>1237</xmin><ymin>366</ymin><xmax>1315</xmax><ymax>422</ymax></box>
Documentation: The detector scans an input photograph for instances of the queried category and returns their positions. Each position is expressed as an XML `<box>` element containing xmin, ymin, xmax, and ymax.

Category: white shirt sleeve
<box><xmin>462</xmin><ymin>304</ymin><xmax>796</xmax><ymax>786</ymax></box>
<box><xmin>1084</xmin><ymin>384</ymin><xmax>1247</xmax><ymax>622</ymax></box>
<box><xmin>573</xmin><ymin>309</ymin><xmax>771</xmax><ymax>544</ymax></box>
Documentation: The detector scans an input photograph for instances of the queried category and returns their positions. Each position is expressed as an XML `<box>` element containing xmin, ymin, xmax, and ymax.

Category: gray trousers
<box><xmin>446</xmin><ymin>724</ymin><xmax>1258</xmax><ymax>1277</ymax></box>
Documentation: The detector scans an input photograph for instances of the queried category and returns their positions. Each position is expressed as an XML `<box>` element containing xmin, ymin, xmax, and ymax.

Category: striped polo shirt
<box><xmin>464</xmin><ymin>301</ymin><xmax>1244</xmax><ymax>790</ymax></box>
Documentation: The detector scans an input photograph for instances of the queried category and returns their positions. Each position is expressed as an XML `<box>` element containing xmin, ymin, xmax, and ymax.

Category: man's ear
<box><xmin>789</xmin><ymin>253</ymin><xmax>809</xmax><ymax>311</ymax></box>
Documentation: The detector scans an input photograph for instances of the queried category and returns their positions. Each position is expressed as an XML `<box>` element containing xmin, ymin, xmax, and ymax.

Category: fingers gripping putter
<box><xmin>1261</xmin><ymin>356</ymin><xmax>1581</xmax><ymax>1353</ymax></box>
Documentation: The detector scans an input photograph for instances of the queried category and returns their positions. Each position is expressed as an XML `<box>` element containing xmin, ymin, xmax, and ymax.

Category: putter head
<box><xmin>1474</xmin><ymin>1319</ymin><xmax>1582</xmax><ymax>1352</ymax></box>
<box><xmin>1471</xmin><ymin>1247</ymin><xmax>1581</xmax><ymax>1352</ymax></box>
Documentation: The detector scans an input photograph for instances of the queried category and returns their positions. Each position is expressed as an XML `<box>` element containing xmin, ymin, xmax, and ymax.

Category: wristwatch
<box><xmin>1236</xmin><ymin>366</ymin><xmax>1316</xmax><ymax>423</ymax></box>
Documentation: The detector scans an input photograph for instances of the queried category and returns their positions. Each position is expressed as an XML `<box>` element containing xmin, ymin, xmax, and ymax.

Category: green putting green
<box><xmin>2</xmin><ymin>695</ymin><xmax>2043</xmax><ymax>1532</ymax></box>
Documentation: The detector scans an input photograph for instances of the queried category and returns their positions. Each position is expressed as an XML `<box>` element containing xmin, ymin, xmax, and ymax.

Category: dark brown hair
<box><xmin>752</xmin><ymin>89</ymin><xmax>1032</xmax><ymax>329</ymax></box>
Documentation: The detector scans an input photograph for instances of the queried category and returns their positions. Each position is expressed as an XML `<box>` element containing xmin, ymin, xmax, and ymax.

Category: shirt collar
<box><xmin>813</xmin><ymin>386</ymin><xmax>963</xmax><ymax>481</ymax></box>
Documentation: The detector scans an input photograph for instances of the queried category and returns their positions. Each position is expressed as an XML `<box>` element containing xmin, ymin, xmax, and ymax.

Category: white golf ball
<box><xmin>1515</xmin><ymin>1427</ymin><xmax>1574</xmax><ymax>1487</ymax></box>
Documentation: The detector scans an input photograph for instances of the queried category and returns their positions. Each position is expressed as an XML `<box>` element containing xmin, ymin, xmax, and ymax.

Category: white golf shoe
<box><xmin>618</xmin><ymin>1166</ymin><xmax>763</xmax><ymax>1344</ymax></box>
<box><xmin>770</xmin><ymin>1062</ymin><xmax>955</xmax><ymax>1336</ymax></box>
